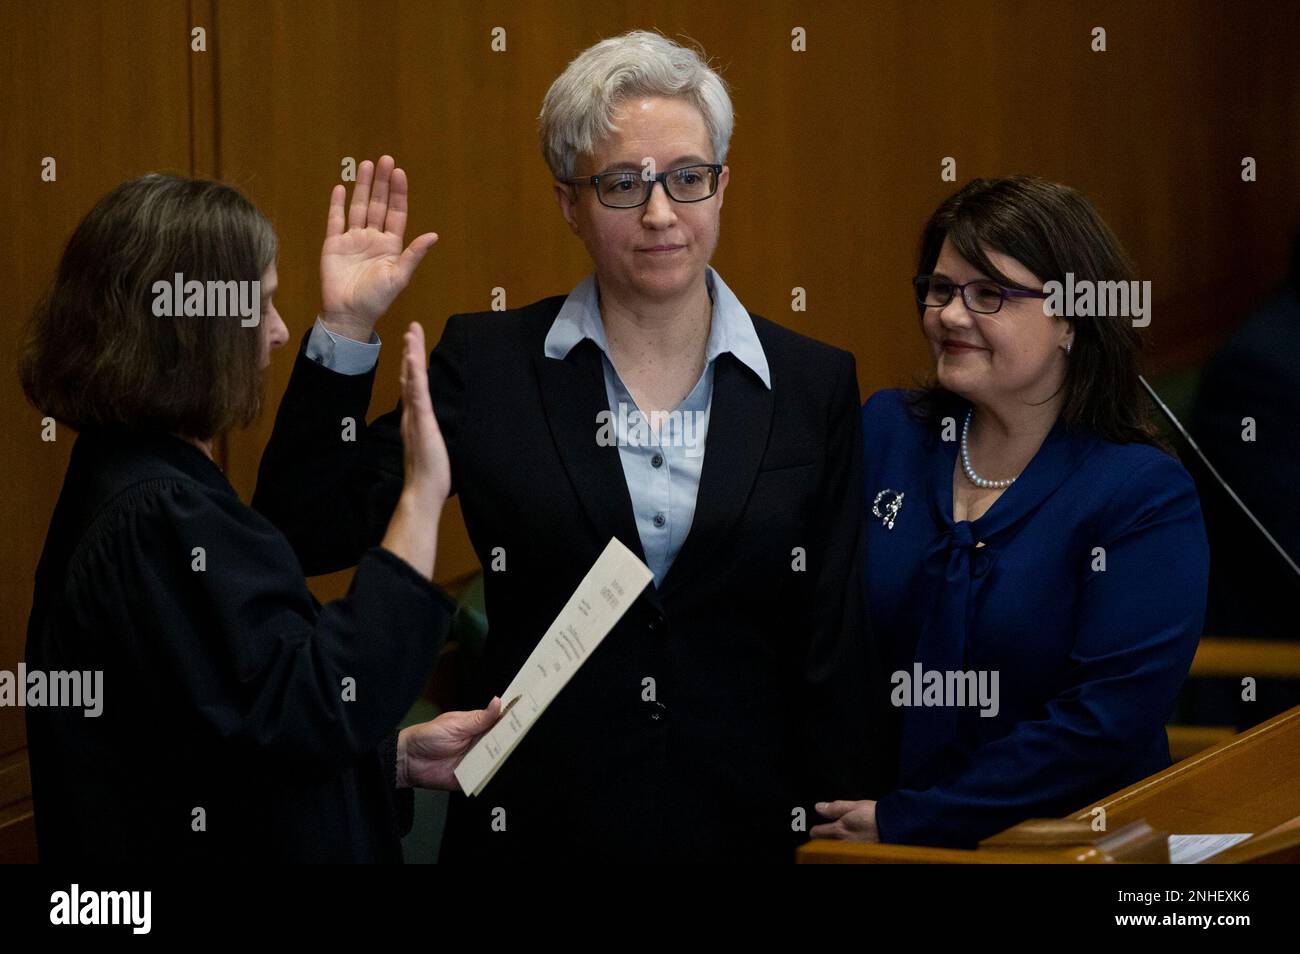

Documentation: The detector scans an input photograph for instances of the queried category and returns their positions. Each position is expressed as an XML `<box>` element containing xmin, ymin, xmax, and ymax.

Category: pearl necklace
<box><xmin>960</xmin><ymin>409</ymin><xmax>1017</xmax><ymax>489</ymax></box>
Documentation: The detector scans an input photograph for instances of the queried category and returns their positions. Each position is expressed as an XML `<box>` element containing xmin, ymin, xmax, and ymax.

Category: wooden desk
<box><xmin>798</xmin><ymin>704</ymin><xmax>1300</xmax><ymax>864</ymax></box>
<box><xmin>1071</xmin><ymin>704</ymin><xmax>1300</xmax><ymax>836</ymax></box>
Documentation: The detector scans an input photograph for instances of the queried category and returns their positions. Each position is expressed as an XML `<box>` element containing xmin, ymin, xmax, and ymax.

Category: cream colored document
<box><xmin>453</xmin><ymin>536</ymin><xmax>654</xmax><ymax>796</ymax></box>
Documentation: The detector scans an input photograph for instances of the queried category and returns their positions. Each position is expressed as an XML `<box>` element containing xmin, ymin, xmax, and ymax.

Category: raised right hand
<box><xmin>320</xmin><ymin>155</ymin><xmax>438</xmax><ymax>341</ymax></box>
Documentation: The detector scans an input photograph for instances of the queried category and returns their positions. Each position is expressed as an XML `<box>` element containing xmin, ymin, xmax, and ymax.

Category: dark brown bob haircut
<box><xmin>20</xmin><ymin>174</ymin><xmax>277</xmax><ymax>441</ymax></box>
<box><xmin>909</xmin><ymin>175</ymin><xmax>1166</xmax><ymax>450</ymax></box>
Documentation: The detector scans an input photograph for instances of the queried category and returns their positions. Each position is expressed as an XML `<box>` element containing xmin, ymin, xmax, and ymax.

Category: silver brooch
<box><xmin>872</xmin><ymin>489</ymin><xmax>905</xmax><ymax>530</ymax></box>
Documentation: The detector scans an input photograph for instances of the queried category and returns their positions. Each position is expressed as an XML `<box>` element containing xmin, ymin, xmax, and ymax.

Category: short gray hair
<box><xmin>538</xmin><ymin>30</ymin><xmax>734</xmax><ymax>181</ymax></box>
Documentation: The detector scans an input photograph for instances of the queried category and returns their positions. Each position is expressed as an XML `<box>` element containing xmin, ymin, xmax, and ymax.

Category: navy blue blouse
<box><xmin>861</xmin><ymin>389</ymin><xmax>1209</xmax><ymax>847</ymax></box>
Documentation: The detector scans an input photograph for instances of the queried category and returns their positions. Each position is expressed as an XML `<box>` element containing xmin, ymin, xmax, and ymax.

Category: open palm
<box><xmin>320</xmin><ymin>155</ymin><xmax>438</xmax><ymax>333</ymax></box>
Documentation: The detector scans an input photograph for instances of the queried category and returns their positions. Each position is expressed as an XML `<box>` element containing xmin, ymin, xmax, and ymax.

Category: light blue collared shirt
<box><xmin>304</xmin><ymin>265</ymin><xmax>770</xmax><ymax>587</ymax></box>
<box><xmin>543</xmin><ymin>266</ymin><xmax>770</xmax><ymax>586</ymax></box>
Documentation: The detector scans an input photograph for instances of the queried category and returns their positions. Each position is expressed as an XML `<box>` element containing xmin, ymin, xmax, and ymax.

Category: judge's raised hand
<box><xmin>811</xmin><ymin>799</ymin><xmax>880</xmax><ymax>842</ymax></box>
<box><xmin>320</xmin><ymin>154</ymin><xmax>438</xmax><ymax>341</ymax></box>
<box><xmin>378</xmin><ymin>322</ymin><xmax>449</xmax><ymax>580</ymax></box>
<box><xmin>398</xmin><ymin>321</ymin><xmax>450</xmax><ymax>505</ymax></box>
<box><xmin>396</xmin><ymin>697</ymin><xmax>505</xmax><ymax>791</ymax></box>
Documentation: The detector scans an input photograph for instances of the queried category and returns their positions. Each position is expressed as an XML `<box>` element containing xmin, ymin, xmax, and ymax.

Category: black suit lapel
<box><xmin>532</xmin><ymin>340</ymin><xmax>651</xmax><ymax>571</ymax></box>
<box><xmin>658</xmin><ymin>353</ymin><xmax>774</xmax><ymax>601</ymax></box>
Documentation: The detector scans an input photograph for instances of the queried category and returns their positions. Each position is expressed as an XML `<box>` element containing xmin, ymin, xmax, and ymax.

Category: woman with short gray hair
<box><xmin>538</xmin><ymin>29</ymin><xmax>735</xmax><ymax>182</ymax></box>
<box><xmin>259</xmin><ymin>30</ymin><xmax>875</xmax><ymax>863</ymax></box>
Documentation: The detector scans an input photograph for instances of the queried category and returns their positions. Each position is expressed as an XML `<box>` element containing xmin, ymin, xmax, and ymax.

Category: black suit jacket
<box><xmin>254</xmin><ymin>294</ymin><xmax>876</xmax><ymax>862</ymax></box>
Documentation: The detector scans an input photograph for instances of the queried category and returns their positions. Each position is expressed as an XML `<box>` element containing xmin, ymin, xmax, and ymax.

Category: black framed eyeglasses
<box><xmin>912</xmin><ymin>275</ymin><xmax>1049</xmax><ymax>315</ymax></box>
<box><xmin>561</xmin><ymin>163</ymin><xmax>722</xmax><ymax>209</ymax></box>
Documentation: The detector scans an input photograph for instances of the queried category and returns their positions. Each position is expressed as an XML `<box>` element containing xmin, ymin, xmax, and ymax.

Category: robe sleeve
<box><xmin>253</xmin><ymin>316</ymin><xmax>471</xmax><ymax>576</ymax></box>
<box><xmin>68</xmin><ymin>475</ymin><xmax>453</xmax><ymax>783</ymax></box>
<box><xmin>378</xmin><ymin>730</ymin><xmax>416</xmax><ymax>836</ymax></box>
<box><xmin>874</xmin><ymin>451</ymin><xmax>1209</xmax><ymax>847</ymax></box>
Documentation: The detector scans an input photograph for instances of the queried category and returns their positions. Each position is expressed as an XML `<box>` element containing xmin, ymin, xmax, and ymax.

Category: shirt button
<box><xmin>651</xmin><ymin>453</ymin><xmax>664</xmax><ymax>468</ymax></box>
<box><xmin>653</xmin><ymin>512</ymin><xmax>666</xmax><ymax>528</ymax></box>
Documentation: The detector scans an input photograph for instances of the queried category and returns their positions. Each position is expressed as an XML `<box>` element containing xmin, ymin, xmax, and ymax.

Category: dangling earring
<box><xmin>1064</xmin><ymin>341</ymin><xmax>1073</xmax><ymax>356</ymax></box>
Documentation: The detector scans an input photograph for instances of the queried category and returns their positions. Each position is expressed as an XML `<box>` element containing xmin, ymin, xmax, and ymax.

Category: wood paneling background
<box><xmin>2</xmin><ymin>0</ymin><xmax>1298</xmax><ymax>862</ymax></box>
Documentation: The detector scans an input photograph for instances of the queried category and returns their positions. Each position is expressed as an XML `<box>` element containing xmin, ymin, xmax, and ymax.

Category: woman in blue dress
<box><xmin>813</xmin><ymin>176</ymin><xmax>1210</xmax><ymax>848</ymax></box>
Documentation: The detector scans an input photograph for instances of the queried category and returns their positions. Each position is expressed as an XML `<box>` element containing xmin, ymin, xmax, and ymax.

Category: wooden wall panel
<box><xmin>213</xmin><ymin>0</ymin><xmax>1300</xmax><ymax>565</ymax></box>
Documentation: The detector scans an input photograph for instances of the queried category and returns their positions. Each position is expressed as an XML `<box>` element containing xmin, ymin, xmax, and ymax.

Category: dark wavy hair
<box><xmin>19</xmin><ymin>174</ymin><xmax>277</xmax><ymax>441</ymax></box>
<box><xmin>907</xmin><ymin>176</ymin><xmax>1167</xmax><ymax>451</ymax></box>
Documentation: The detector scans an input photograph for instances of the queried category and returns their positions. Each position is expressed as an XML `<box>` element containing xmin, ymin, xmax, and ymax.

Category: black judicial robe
<box><xmin>25</xmin><ymin>427</ymin><xmax>451</xmax><ymax>862</ymax></box>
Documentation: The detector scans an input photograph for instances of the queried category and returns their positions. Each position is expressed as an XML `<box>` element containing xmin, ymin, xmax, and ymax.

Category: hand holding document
<box><xmin>453</xmin><ymin>537</ymin><xmax>654</xmax><ymax>796</ymax></box>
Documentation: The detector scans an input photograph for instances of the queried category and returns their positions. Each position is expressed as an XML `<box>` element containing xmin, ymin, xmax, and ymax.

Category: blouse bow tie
<box><xmin>898</xmin><ymin>521</ymin><xmax>996</xmax><ymax>790</ymax></box>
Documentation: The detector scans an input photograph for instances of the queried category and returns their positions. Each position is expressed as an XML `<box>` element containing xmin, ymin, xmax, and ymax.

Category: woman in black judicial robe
<box><xmin>19</xmin><ymin>172</ymin><xmax>491</xmax><ymax>862</ymax></box>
